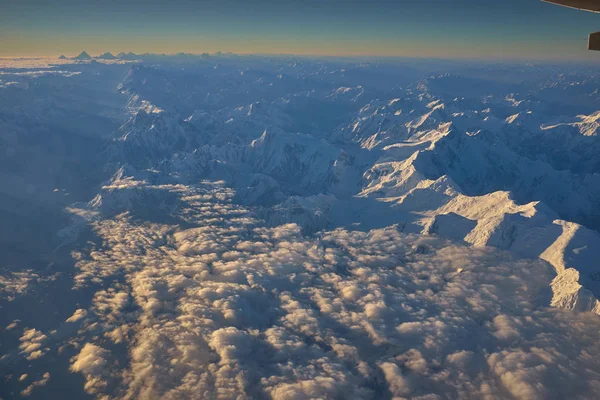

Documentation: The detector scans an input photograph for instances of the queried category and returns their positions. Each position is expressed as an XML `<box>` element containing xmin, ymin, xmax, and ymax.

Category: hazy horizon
<box><xmin>2</xmin><ymin>0</ymin><xmax>600</xmax><ymax>61</ymax></box>
<box><xmin>2</xmin><ymin>50</ymin><xmax>600</xmax><ymax>67</ymax></box>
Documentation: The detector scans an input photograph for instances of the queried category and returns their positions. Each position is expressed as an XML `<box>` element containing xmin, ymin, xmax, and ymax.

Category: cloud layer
<box><xmin>60</xmin><ymin>181</ymin><xmax>600</xmax><ymax>399</ymax></box>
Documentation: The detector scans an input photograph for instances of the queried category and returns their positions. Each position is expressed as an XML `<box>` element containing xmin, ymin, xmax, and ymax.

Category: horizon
<box><xmin>3</xmin><ymin>49</ymin><xmax>600</xmax><ymax>67</ymax></box>
<box><xmin>2</xmin><ymin>0</ymin><xmax>600</xmax><ymax>62</ymax></box>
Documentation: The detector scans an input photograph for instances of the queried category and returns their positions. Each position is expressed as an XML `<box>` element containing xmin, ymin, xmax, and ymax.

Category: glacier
<box><xmin>1</xmin><ymin>54</ymin><xmax>600</xmax><ymax>399</ymax></box>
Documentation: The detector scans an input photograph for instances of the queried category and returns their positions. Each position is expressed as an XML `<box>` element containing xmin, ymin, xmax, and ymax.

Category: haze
<box><xmin>1</xmin><ymin>0</ymin><xmax>599</xmax><ymax>61</ymax></box>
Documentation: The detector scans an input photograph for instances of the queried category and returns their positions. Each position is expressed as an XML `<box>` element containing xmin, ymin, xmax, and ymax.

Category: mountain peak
<box><xmin>98</xmin><ymin>52</ymin><xmax>116</xmax><ymax>60</ymax></box>
<box><xmin>73</xmin><ymin>51</ymin><xmax>91</xmax><ymax>60</ymax></box>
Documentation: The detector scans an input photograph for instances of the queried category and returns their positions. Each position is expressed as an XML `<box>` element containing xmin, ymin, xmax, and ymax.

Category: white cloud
<box><xmin>19</xmin><ymin>328</ymin><xmax>48</xmax><ymax>361</ymax></box>
<box><xmin>380</xmin><ymin>362</ymin><xmax>410</xmax><ymax>398</ymax></box>
<box><xmin>61</xmin><ymin>182</ymin><xmax>600</xmax><ymax>399</ymax></box>
<box><xmin>66</xmin><ymin>309</ymin><xmax>88</xmax><ymax>323</ymax></box>
<box><xmin>20</xmin><ymin>372</ymin><xmax>50</xmax><ymax>397</ymax></box>
<box><xmin>5</xmin><ymin>320</ymin><xmax>19</xmax><ymax>330</ymax></box>
<box><xmin>70</xmin><ymin>343</ymin><xmax>114</xmax><ymax>396</ymax></box>
<box><xmin>0</xmin><ymin>270</ymin><xmax>56</xmax><ymax>301</ymax></box>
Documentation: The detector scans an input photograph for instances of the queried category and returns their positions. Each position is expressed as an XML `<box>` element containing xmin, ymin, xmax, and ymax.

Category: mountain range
<box><xmin>1</xmin><ymin>55</ymin><xmax>600</xmax><ymax>399</ymax></box>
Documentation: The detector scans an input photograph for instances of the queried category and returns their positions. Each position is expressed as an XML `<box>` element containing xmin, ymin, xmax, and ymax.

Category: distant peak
<box><xmin>98</xmin><ymin>52</ymin><xmax>116</xmax><ymax>60</ymax></box>
<box><xmin>73</xmin><ymin>51</ymin><xmax>91</xmax><ymax>60</ymax></box>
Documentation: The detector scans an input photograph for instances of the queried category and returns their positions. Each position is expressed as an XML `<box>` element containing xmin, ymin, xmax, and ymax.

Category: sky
<box><xmin>1</xmin><ymin>0</ymin><xmax>599</xmax><ymax>61</ymax></box>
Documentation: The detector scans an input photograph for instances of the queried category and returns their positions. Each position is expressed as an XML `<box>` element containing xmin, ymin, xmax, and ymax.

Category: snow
<box><xmin>1</xmin><ymin>55</ymin><xmax>600</xmax><ymax>399</ymax></box>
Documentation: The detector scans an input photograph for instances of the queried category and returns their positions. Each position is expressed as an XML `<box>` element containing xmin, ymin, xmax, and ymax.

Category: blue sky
<box><xmin>1</xmin><ymin>0</ymin><xmax>599</xmax><ymax>60</ymax></box>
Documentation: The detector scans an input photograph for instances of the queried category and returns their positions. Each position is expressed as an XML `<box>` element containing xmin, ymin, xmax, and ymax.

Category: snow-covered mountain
<box><xmin>2</xmin><ymin>56</ymin><xmax>600</xmax><ymax>399</ymax></box>
<box><xmin>90</xmin><ymin>59</ymin><xmax>600</xmax><ymax>316</ymax></box>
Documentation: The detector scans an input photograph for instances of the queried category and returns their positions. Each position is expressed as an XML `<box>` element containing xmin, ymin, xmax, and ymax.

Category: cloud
<box><xmin>0</xmin><ymin>270</ymin><xmax>56</xmax><ymax>302</ymax></box>
<box><xmin>19</xmin><ymin>328</ymin><xmax>48</xmax><ymax>361</ymax></box>
<box><xmin>20</xmin><ymin>372</ymin><xmax>51</xmax><ymax>397</ymax></box>
<box><xmin>66</xmin><ymin>309</ymin><xmax>88</xmax><ymax>323</ymax></box>
<box><xmin>70</xmin><ymin>343</ymin><xmax>114</xmax><ymax>396</ymax></box>
<box><xmin>379</xmin><ymin>362</ymin><xmax>410</xmax><ymax>398</ymax></box>
<box><xmin>5</xmin><ymin>320</ymin><xmax>19</xmax><ymax>330</ymax></box>
<box><xmin>59</xmin><ymin>181</ymin><xmax>600</xmax><ymax>399</ymax></box>
<box><xmin>2</xmin><ymin>54</ymin><xmax>599</xmax><ymax>400</ymax></box>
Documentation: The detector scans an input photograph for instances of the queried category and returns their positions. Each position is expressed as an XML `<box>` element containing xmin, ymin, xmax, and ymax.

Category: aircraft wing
<box><xmin>543</xmin><ymin>0</ymin><xmax>600</xmax><ymax>50</ymax></box>
<box><xmin>543</xmin><ymin>0</ymin><xmax>600</xmax><ymax>12</ymax></box>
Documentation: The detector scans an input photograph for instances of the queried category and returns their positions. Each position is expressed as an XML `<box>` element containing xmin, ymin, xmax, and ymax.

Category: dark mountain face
<box><xmin>98</xmin><ymin>52</ymin><xmax>116</xmax><ymax>60</ymax></box>
<box><xmin>73</xmin><ymin>51</ymin><xmax>91</xmax><ymax>60</ymax></box>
